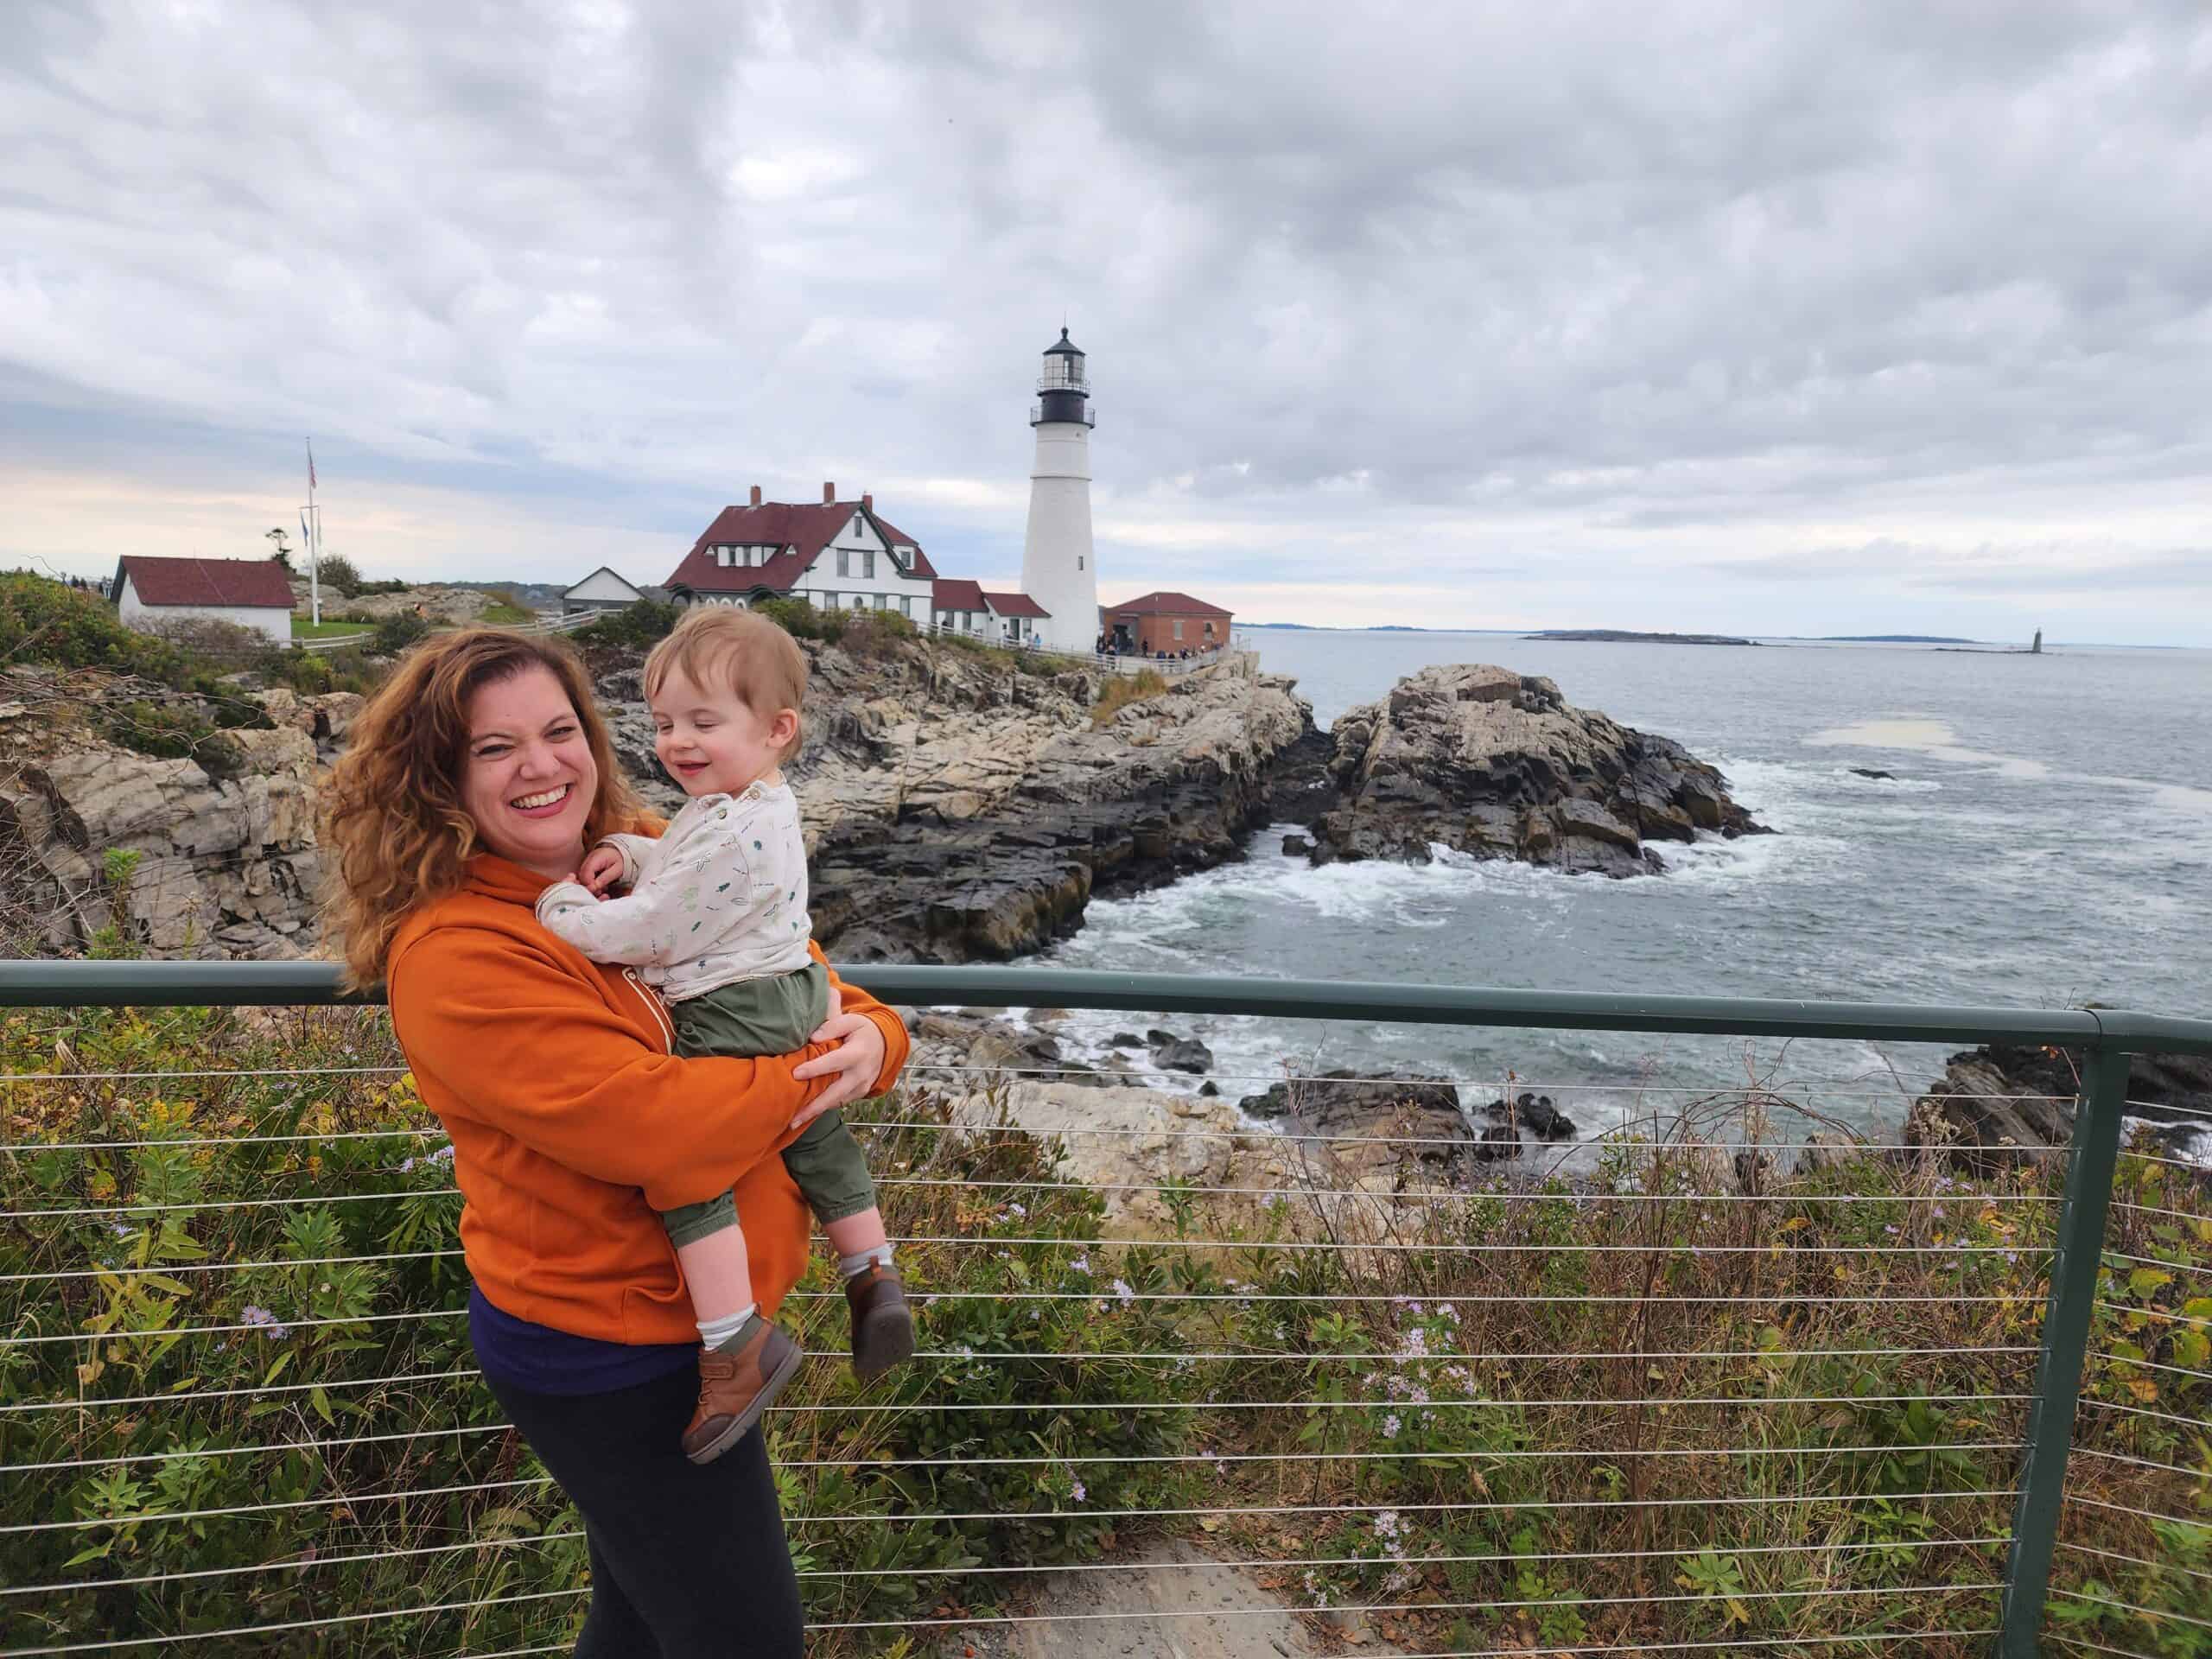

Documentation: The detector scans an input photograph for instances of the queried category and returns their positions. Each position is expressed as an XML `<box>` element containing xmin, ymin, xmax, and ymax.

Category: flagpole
<box><xmin>306</xmin><ymin>440</ymin><xmax>321</xmax><ymax>627</ymax></box>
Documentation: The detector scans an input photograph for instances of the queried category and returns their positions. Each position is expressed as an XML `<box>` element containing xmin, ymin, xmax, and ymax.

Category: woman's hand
<box><xmin>787</xmin><ymin>998</ymin><xmax>883</xmax><ymax>1131</ymax></box>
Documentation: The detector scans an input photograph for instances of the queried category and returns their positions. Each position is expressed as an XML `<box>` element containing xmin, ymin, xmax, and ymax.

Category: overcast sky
<box><xmin>4</xmin><ymin>1</ymin><xmax>2209</xmax><ymax>642</ymax></box>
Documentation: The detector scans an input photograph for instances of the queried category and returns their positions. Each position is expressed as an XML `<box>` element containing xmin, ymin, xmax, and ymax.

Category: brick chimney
<box><xmin>861</xmin><ymin>492</ymin><xmax>873</xmax><ymax>512</ymax></box>
<box><xmin>822</xmin><ymin>480</ymin><xmax>836</xmax><ymax>504</ymax></box>
<box><xmin>748</xmin><ymin>485</ymin><xmax>762</xmax><ymax>507</ymax></box>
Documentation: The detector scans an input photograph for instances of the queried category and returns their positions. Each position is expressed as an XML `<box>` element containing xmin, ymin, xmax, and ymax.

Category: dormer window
<box><xmin>716</xmin><ymin>546</ymin><xmax>731</xmax><ymax>567</ymax></box>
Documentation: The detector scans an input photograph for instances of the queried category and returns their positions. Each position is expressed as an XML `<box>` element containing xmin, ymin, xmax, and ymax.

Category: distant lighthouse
<box><xmin>1019</xmin><ymin>327</ymin><xmax>1098</xmax><ymax>654</ymax></box>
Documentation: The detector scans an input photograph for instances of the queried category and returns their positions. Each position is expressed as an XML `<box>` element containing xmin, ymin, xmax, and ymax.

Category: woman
<box><xmin>321</xmin><ymin>628</ymin><xmax>907</xmax><ymax>1656</ymax></box>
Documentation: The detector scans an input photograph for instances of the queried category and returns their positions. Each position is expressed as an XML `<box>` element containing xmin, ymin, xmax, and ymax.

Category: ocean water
<box><xmin>1027</xmin><ymin>632</ymin><xmax>2212</xmax><ymax>1144</ymax></box>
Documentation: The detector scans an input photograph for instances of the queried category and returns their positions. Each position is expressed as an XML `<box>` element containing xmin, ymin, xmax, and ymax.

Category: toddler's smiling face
<box><xmin>650</xmin><ymin>663</ymin><xmax>797</xmax><ymax>798</ymax></box>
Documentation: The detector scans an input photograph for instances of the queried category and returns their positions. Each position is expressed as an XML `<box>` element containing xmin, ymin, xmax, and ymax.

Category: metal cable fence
<box><xmin>0</xmin><ymin>964</ymin><xmax>2206</xmax><ymax>1657</ymax></box>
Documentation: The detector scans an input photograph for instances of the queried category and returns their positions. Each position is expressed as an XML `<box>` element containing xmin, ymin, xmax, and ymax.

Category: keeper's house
<box><xmin>664</xmin><ymin>485</ymin><xmax>938</xmax><ymax>618</ymax></box>
<box><xmin>110</xmin><ymin>556</ymin><xmax>296</xmax><ymax>646</ymax></box>
<box><xmin>1102</xmin><ymin>590</ymin><xmax>1233</xmax><ymax>656</ymax></box>
<box><xmin>562</xmin><ymin>567</ymin><xmax>655</xmax><ymax>616</ymax></box>
<box><xmin>930</xmin><ymin>580</ymin><xmax>1052</xmax><ymax>646</ymax></box>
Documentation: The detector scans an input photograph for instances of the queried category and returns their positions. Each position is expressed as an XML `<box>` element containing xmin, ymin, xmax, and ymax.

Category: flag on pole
<box><xmin>301</xmin><ymin>509</ymin><xmax>312</xmax><ymax>548</ymax></box>
<box><xmin>307</xmin><ymin>438</ymin><xmax>317</xmax><ymax>492</ymax></box>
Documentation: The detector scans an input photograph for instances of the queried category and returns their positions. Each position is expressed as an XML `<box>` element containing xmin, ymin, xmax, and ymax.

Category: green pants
<box><xmin>658</xmin><ymin>962</ymin><xmax>880</xmax><ymax>1247</ymax></box>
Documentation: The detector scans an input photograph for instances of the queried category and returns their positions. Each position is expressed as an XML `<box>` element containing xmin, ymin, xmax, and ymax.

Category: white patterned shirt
<box><xmin>534</xmin><ymin>780</ymin><xmax>814</xmax><ymax>1003</ymax></box>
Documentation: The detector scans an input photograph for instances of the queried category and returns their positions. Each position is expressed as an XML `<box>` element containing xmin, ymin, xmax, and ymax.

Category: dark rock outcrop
<box><xmin>1907</xmin><ymin>1044</ymin><xmax>2212</xmax><ymax>1168</ymax></box>
<box><xmin>1298</xmin><ymin>664</ymin><xmax>1762</xmax><ymax>878</ymax></box>
<box><xmin>1237</xmin><ymin>1070</ymin><xmax>1473</xmax><ymax>1171</ymax></box>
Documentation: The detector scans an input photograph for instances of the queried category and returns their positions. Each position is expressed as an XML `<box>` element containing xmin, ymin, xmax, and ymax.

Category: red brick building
<box><xmin>1100</xmin><ymin>590</ymin><xmax>1233</xmax><ymax>657</ymax></box>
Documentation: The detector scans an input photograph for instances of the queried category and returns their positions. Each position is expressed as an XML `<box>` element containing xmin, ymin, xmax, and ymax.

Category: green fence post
<box><xmin>1997</xmin><ymin>1045</ymin><xmax>2130</xmax><ymax>1656</ymax></box>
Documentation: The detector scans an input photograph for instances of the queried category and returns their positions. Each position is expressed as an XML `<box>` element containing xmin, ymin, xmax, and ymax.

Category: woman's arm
<box><xmin>391</xmin><ymin>925</ymin><xmax>838</xmax><ymax>1213</ymax></box>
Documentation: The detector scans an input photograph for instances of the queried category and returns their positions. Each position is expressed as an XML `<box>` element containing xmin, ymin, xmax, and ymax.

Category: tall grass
<box><xmin>1</xmin><ymin>1005</ymin><xmax>2203</xmax><ymax>1655</ymax></box>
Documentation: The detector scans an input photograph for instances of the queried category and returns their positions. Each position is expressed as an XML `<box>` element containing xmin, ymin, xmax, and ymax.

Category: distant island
<box><xmin>1526</xmin><ymin>629</ymin><xmax>1759</xmax><ymax>647</ymax></box>
<box><xmin>1817</xmin><ymin>633</ymin><xmax>1975</xmax><ymax>645</ymax></box>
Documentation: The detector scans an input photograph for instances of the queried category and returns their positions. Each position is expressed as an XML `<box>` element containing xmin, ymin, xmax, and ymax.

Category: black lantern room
<box><xmin>1032</xmin><ymin>327</ymin><xmax>1095</xmax><ymax>427</ymax></box>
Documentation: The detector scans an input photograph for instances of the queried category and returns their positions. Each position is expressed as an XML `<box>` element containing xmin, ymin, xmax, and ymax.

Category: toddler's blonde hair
<box><xmin>643</xmin><ymin>607</ymin><xmax>808</xmax><ymax>762</ymax></box>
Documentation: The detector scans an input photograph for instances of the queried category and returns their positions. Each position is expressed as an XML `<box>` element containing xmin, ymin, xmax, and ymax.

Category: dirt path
<box><xmin>932</xmin><ymin>1540</ymin><xmax>1410</xmax><ymax>1659</ymax></box>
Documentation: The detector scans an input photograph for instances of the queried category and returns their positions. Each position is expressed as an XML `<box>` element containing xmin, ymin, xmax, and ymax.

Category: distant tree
<box><xmin>316</xmin><ymin>552</ymin><xmax>363</xmax><ymax>597</ymax></box>
<box><xmin>264</xmin><ymin>528</ymin><xmax>294</xmax><ymax>572</ymax></box>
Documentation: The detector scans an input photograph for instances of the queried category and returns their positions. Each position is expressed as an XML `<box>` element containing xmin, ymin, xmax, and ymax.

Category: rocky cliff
<box><xmin>0</xmin><ymin>672</ymin><xmax>363</xmax><ymax>958</ymax></box>
<box><xmin>1301</xmin><ymin>663</ymin><xmax>1762</xmax><ymax>877</ymax></box>
<box><xmin>3</xmin><ymin>639</ymin><xmax>1764</xmax><ymax>964</ymax></box>
<box><xmin>594</xmin><ymin>644</ymin><xmax>1312</xmax><ymax>961</ymax></box>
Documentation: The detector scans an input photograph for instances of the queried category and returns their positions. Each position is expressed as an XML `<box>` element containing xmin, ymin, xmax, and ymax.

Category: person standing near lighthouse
<box><xmin>1019</xmin><ymin>328</ymin><xmax>1099</xmax><ymax>655</ymax></box>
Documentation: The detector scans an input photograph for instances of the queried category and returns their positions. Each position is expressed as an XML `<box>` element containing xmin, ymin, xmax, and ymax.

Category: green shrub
<box><xmin>97</xmin><ymin>698</ymin><xmax>228</xmax><ymax>770</ymax></box>
<box><xmin>836</xmin><ymin>608</ymin><xmax>918</xmax><ymax>661</ymax></box>
<box><xmin>0</xmin><ymin>573</ymin><xmax>181</xmax><ymax>680</ymax></box>
<box><xmin>371</xmin><ymin>613</ymin><xmax>432</xmax><ymax>656</ymax></box>
<box><xmin>575</xmin><ymin>598</ymin><xmax>682</xmax><ymax>651</ymax></box>
<box><xmin>348</xmin><ymin>577</ymin><xmax>410</xmax><ymax>598</ymax></box>
<box><xmin>753</xmin><ymin>596</ymin><xmax>843</xmax><ymax>642</ymax></box>
<box><xmin>1090</xmin><ymin>668</ymin><xmax>1169</xmax><ymax>726</ymax></box>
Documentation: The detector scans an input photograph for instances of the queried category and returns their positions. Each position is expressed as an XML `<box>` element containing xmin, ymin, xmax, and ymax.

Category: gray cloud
<box><xmin>2</xmin><ymin>0</ymin><xmax>2208</xmax><ymax>639</ymax></box>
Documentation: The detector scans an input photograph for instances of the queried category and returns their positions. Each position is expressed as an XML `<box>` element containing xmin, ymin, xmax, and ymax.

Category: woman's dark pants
<box><xmin>488</xmin><ymin>1361</ymin><xmax>804</xmax><ymax>1656</ymax></box>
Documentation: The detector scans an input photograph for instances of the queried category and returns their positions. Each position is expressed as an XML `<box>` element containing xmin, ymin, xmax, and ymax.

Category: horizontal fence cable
<box><xmin>2092</xmin><ymin>1349</ymin><xmax>2212</xmax><ymax>1382</ymax></box>
<box><xmin>0</xmin><ymin>1179</ymin><xmax>2071</xmax><ymax>1217</ymax></box>
<box><xmin>10</xmin><ymin>1532</ymin><xmax>2014</xmax><ymax>1604</ymax></box>
<box><xmin>2049</xmin><ymin>1586</ymin><xmax>2212</xmax><ymax>1630</ymax></box>
<box><xmin>890</xmin><ymin>1231</ymin><xmax>2037</xmax><ymax>1254</ymax></box>
<box><xmin>2074</xmin><ymin>1396</ymin><xmax>2212</xmax><ymax>1433</ymax></box>
<box><xmin>4</xmin><ymin>1126</ymin><xmax>442</xmax><ymax>1152</ymax></box>
<box><xmin>2090</xmin><ymin>1299</ymin><xmax>2212</xmax><ymax>1325</ymax></box>
<box><xmin>2056</xmin><ymin>1540</ymin><xmax>2212</xmax><ymax>1586</ymax></box>
<box><xmin>0</xmin><ymin>1392</ymin><xmax>2037</xmax><ymax>1465</ymax></box>
<box><xmin>2050</xmin><ymin>1640</ymin><xmax>2174</xmax><ymax>1659</ymax></box>
<box><xmin>2069</xmin><ymin>1446</ymin><xmax>2212</xmax><ymax>1480</ymax></box>
<box><xmin>0</xmin><ymin>1366</ymin><xmax>484</xmax><ymax>1414</ymax></box>
<box><xmin>0</xmin><ymin>1066</ymin><xmax>409</xmax><ymax>1084</ymax></box>
<box><xmin>804</xmin><ymin>1580</ymin><xmax>2003</xmax><ymax>1632</ymax></box>
<box><xmin>0</xmin><ymin>1306</ymin><xmax>466</xmax><ymax>1344</ymax></box>
<box><xmin>0</xmin><ymin>1247</ymin><xmax>465</xmax><ymax>1284</ymax></box>
<box><xmin>1</xmin><ymin>1288</ymin><xmax>2045</xmax><ymax>1346</ymax></box>
<box><xmin>1</xmin><ymin>1421</ymin><xmax>509</xmax><ymax>1476</ymax></box>
<box><xmin>0</xmin><ymin>1586</ymin><xmax>584</xmax><ymax>1656</ymax></box>
<box><xmin>10</xmin><ymin>1484</ymin><xmax>2018</xmax><ymax>1538</ymax></box>
<box><xmin>772</xmin><ymin>1440</ymin><xmax>2028</xmax><ymax>1471</ymax></box>
<box><xmin>2065</xmin><ymin>1493</ymin><xmax>2209</xmax><ymax>1530</ymax></box>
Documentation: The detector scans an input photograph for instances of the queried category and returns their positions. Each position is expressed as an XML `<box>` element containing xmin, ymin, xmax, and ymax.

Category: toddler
<box><xmin>536</xmin><ymin>607</ymin><xmax>912</xmax><ymax>1465</ymax></box>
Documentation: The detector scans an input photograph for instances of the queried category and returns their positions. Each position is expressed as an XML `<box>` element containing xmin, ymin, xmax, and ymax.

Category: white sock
<box><xmin>697</xmin><ymin>1303</ymin><xmax>758</xmax><ymax>1350</ymax></box>
<box><xmin>837</xmin><ymin>1245</ymin><xmax>894</xmax><ymax>1280</ymax></box>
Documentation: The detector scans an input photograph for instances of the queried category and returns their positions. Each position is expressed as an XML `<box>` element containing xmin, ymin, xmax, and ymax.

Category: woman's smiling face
<box><xmin>461</xmin><ymin>665</ymin><xmax>598</xmax><ymax>879</ymax></box>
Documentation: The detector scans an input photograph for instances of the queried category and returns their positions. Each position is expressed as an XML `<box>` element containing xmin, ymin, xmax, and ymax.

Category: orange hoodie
<box><xmin>386</xmin><ymin>851</ymin><xmax>909</xmax><ymax>1345</ymax></box>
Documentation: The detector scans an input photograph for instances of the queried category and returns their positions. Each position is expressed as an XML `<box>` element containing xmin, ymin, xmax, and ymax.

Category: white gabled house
<box><xmin>664</xmin><ymin>484</ymin><xmax>939</xmax><ymax>617</ymax></box>
<box><xmin>110</xmin><ymin>556</ymin><xmax>296</xmax><ymax>646</ymax></box>
<box><xmin>562</xmin><ymin>567</ymin><xmax>650</xmax><ymax>615</ymax></box>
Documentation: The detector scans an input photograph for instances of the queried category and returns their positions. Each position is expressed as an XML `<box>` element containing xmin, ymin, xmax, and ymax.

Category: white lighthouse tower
<box><xmin>1019</xmin><ymin>327</ymin><xmax>1099</xmax><ymax>653</ymax></box>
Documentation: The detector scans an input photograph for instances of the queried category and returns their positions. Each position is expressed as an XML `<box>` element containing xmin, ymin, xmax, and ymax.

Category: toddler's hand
<box><xmin>577</xmin><ymin>845</ymin><xmax>626</xmax><ymax>897</ymax></box>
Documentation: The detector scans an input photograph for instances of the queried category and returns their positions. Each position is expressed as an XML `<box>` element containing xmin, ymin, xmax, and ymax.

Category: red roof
<box><xmin>1103</xmin><ymin>589</ymin><xmax>1232</xmax><ymax>618</ymax></box>
<box><xmin>664</xmin><ymin>500</ymin><xmax>937</xmax><ymax>594</ymax></box>
<box><xmin>982</xmin><ymin>589</ymin><xmax>1050</xmax><ymax>619</ymax></box>
<box><xmin>931</xmin><ymin>578</ymin><xmax>986</xmax><ymax>612</ymax></box>
<box><xmin>116</xmin><ymin>556</ymin><xmax>296</xmax><ymax>609</ymax></box>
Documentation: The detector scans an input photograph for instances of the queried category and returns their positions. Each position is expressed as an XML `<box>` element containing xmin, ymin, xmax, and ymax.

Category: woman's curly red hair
<box><xmin>318</xmin><ymin>628</ymin><xmax>646</xmax><ymax>989</ymax></box>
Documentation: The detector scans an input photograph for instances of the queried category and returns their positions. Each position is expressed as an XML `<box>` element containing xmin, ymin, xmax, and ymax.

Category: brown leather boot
<box><xmin>845</xmin><ymin>1262</ymin><xmax>915</xmax><ymax>1382</ymax></box>
<box><xmin>681</xmin><ymin>1320</ymin><xmax>802</xmax><ymax>1465</ymax></box>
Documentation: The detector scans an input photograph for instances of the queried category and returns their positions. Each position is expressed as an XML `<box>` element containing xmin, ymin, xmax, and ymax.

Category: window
<box><xmin>852</xmin><ymin>595</ymin><xmax>866</xmax><ymax>611</ymax></box>
<box><xmin>1173</xmin><ymin>619</ymin><xmax>1185</xmax><ymax>641</ymax></box>
<box><xmin>836</xmin><ymin>550</ymin><xmax>850</xmax><ymax>577</ymax></box>
<box><xmin>1077</xmin><ymin>556</ymin><xmax>1084</xmax><ymax>569</ymax></box>
<box><xmin>899</xmin><ymin>596</ymin><xmax>912</xmax><ymax>617</ymax></box>
<box><xmin>821</xmin><ymin>591</ymin><xmax>836</xmax><ymax>608</ymax></box>
<box><xmin>716</xmin><ymin>547</ymin><xmax>731</xmax><ymax>567</ymax></box>
<box><xmin>862</xmin><ymin>550</ymin><xmax>875</xmax><ymax>579</ymax></box>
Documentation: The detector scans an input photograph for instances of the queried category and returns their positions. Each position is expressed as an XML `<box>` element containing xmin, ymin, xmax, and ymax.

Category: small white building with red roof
<box><xmin>663</xmin><ymin>483</ymin><xmax>940</xmax><ymax>620</ymax></box>
<box><xmin>110</xmin><ymin>555</ymin><xmax>297</xmax><ymax>646</ymax></box>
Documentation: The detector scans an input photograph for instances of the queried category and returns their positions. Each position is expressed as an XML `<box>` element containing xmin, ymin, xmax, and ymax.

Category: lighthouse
<box><xmin>1019</xmin><ymin>327</ymin><xmax>1099</xmax><ymax>654</ymax></box>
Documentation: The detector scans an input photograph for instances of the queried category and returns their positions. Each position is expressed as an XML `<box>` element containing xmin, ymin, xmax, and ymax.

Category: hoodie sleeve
<box><xmin>390</xmin><ymin>924</ymin><xmax>830</xmax><ymax>1211</ymax></box>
